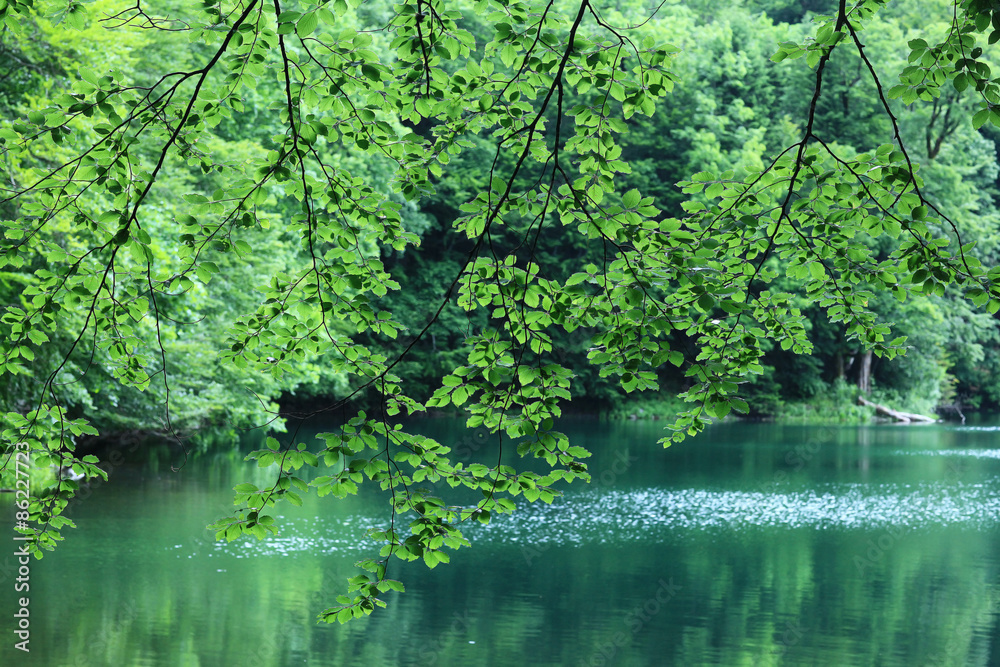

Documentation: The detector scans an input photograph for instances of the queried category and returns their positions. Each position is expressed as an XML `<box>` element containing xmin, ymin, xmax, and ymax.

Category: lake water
<box><xmin>2</xmin><ymin>419</ymin><xmax>1000</xmax><ymax>666</ymax></box>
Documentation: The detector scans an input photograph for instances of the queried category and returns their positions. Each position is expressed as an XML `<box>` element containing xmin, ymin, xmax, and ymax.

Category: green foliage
<box><xmin>4</xmin><ymin>0</ymin><xmax>1000</xmax><ymax>622</ymax></box>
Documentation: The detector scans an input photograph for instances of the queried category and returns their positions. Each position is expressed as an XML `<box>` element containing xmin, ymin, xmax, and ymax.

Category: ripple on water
<box><xmin>171</xmin><ymin>514</ymin><xmax>385</xmax><ymax>559</ymax></box>
<box><xmin>895</xmin><ymin>448</ymin><xmax>1000</xmax><ymax>459</ymax></box>
<box><xmin>182</xmin><ymin>479</ymin><xmax>1000</xmax><ymax>557</ymax></box>
<box><xmin>467</xmin><ymin>481</ymin><xmax>1000</xmax><ymax>546</ymax></box>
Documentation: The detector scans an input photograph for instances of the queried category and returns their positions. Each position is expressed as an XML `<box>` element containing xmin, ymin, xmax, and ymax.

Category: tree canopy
<box><xmin>4</xmin><ymin>0</ymin><xmax>1000</xmax><ymax>622</ymax></box>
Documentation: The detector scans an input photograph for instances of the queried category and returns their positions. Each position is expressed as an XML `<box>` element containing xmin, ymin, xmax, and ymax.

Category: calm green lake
<box><xmin>3</xmin><ymin>419</ymin><xmax>1000</xmax><ymax>666</ymax></box>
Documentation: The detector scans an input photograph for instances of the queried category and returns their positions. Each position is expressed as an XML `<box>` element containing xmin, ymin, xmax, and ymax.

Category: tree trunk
<box><xmin>857</xmin><ymin>396</ymin><xmax>936</xmax><ymax>423</ymax></box>
<box><xmin>857</xmin><ymin>350</ymin><xmax>872</xmax><ymax>394</ymax></box>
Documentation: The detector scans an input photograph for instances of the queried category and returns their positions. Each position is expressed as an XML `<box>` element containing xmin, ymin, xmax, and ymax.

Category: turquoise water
<box><xmin>2</xmin><ymin>419</ymin><xmax>999</xmax><ymax>665</ymax></box>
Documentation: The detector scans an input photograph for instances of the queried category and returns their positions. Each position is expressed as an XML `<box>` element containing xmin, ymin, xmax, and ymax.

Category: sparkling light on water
<box><xmin>194</xmin><ymin>477</ymin><xmax>1000</xmax><ymax>558</ymax></box>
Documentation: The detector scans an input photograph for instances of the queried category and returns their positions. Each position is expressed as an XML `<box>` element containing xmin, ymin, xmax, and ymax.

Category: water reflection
<box><xmin>1</xmin><ymin>419</ymin><xmax>999</xmax><ymax>666</ymax></box>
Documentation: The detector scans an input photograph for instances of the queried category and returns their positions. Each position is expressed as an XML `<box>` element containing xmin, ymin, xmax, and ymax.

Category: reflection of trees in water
<box><xmin>17</xmin><ymin>420</ymin><xmax>1000</xmax><ymax>666</ymax></box>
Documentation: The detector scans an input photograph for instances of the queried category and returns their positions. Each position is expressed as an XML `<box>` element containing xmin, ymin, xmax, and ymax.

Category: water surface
<box><xmin>2</xmin><ymin>419</ymin><xmax>999</xmax><ymax>666</ymax></box>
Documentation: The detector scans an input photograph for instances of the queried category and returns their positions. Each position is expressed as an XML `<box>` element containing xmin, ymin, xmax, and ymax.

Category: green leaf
<box><xmin>711</xmin><ymin>400</ymin><xmax>731</xmax><ymax>419</ymax></box>
<box><xmin>296</xmin><ymin>12</ymin><xmax>318</xmax><ymax>36</ymax></box>
<box><xmin>588</xmin><ymin>184</ymin><xmax>605</xmax><ymax>205</ymax></box>
<box><xmin>500</xmin><ymin>44</ymin><xmax>517</xmax><ymax>68</ymax></box>
<box><xmin>973</xmin><ymin>108</ymin><xmax>991</xmax><ymax>130</ymax></box>
<box><xmin>66</xmin><ymin>3</ymin><xmax>89</xmax><ymax>30</ymax></box>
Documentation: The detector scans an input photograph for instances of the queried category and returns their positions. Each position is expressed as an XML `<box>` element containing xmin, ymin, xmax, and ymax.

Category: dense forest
<box><xmin>4</xmin><ymin>0</ymin><xmax>1000</xmax><ymax>438</ymax></box>
<box><xmin>378</xmin><ymin>0</ymin><xmax>1000</xmax><ymax>422</ymax></box>
<box><xmin>5</xmin><ymin>0</ymin><xmax>1000</xmax><ymax>620</ymax></box>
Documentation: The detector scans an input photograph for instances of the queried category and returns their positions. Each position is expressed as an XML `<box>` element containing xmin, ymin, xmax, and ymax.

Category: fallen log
<box><xmin>857</xmin><ymin>396</ymin><xmax>937</xmax><ymax>423</ymax></box>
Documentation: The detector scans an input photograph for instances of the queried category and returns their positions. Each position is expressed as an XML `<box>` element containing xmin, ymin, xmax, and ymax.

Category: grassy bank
<box><xmin>599</xmin><ymin>380</ymin><xmax>944</xmax><ymax>424</ymax></box>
